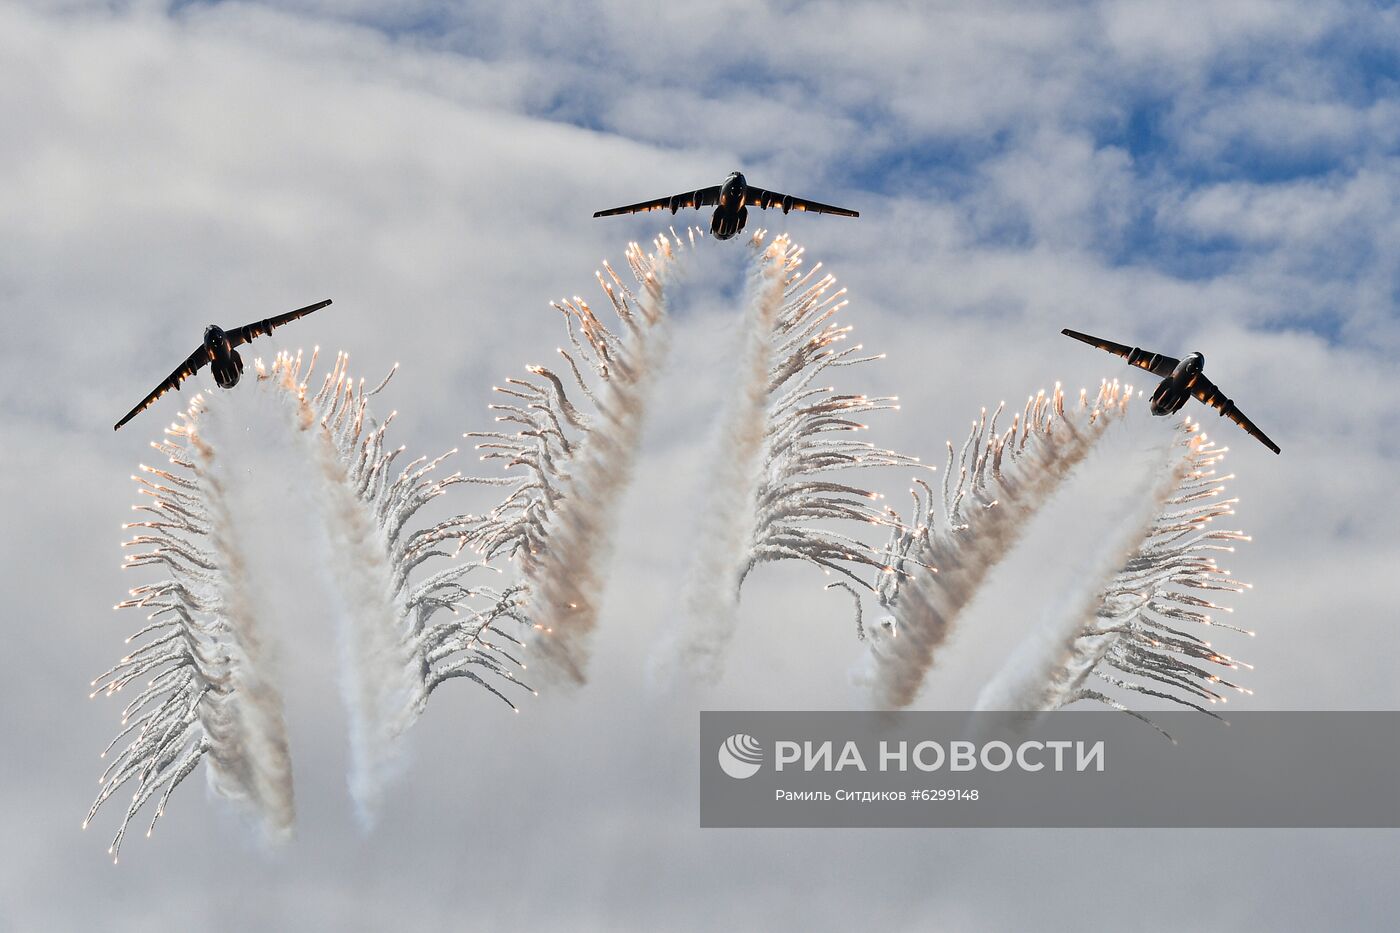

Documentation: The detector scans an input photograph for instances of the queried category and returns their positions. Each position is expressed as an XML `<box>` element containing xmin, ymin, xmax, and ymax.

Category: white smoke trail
<box><xmin>90</xmin><ymin>350</ymin><xmax>533</xmax><ymax>856</ymax></box>
<box><xmin>463</xmin><ymin>231</ymin><xmax>692</xmax><ymax>684</ymax></box>
<box><xmin>662</xmin><ymin>231</ymin><xmax>919</xmax><ymax>683</ymax></box>
<box><xmin>257</xmin><ymin>351</ymin><xmax>530</xmax><ymax>821</ymax></box>
<box><xmin>89</xmin><ymin>396</ymin><xmax>295</xmax><ymax>860</ymax></box>
<box><xmin>668</xmin><ymin>234</ymin><xmax>796</xmax><ymax>682</ymax></box>
<box><xmin>973</xmin><ymin>420</ymin><xmax>1252</xmax><ymax>730</ymax></box>
<box><xmin>862</xmin><ymin>381</ymin><xmax>1134</xmax><ymax>709</ymax></box>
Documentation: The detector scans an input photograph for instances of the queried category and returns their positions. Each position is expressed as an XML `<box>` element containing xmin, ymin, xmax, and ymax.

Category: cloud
<box><xmin>4</xmin><ymin>1</ymin><xmax>1400</xmax><ymax>929</ymax></box>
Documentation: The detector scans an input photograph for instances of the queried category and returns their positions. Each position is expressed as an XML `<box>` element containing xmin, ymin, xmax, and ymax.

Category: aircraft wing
<box><xmin>592</xmin><ymin>186</ymin><xmax>721</xmax><ymax>217</ymax></box>
<box><xmin>744</xmin><ymin>186</ymin><xmax>859</xmax><ymax>217</ymax></box>
<box><xmin>1191</xmin><ymin>374</ymin><xmax>1281</xmax><ymax>454</ymax></box>
<box><xmin>113</xmin><ymin>344</ymin><xmax>210</xmax><ymax>431</ymax></box>
<box><xmin>226</xmin><ymin>299</ymin><xmax>332</xmax><ymax>348</ymax></box>
<box><xmin>1061</xmin><ymin>328</ymin><xmax>1179</xmax><ymax>378</ymax></box>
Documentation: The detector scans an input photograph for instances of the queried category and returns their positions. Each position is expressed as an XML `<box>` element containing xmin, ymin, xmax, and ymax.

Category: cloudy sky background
<box><xmin>2</xmin><ymin>0</ymin><xmax>1398</xmax><ymax>928</ymax></box>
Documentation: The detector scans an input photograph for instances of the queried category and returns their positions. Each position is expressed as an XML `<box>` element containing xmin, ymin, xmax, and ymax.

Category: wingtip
<box><xmin>591</xmin><ymin>211</ymin><xmax>604</xmax><ymax>218</ymax></box>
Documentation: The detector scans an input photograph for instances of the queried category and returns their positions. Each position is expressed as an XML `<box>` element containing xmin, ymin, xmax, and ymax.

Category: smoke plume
<box><xmin>973</xmin><ymin>419</ymin><xmax>1252</xmax><ymax>732</ymax></box>
<box><xmin>861</xmin><ymin>381</ymin><xmax>1133</xmax><ymax>708</ymax></box>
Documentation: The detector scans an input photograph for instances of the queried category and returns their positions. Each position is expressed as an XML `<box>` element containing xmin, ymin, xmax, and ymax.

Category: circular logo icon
<box><xmin>718</xmin><ymin>733</ymin><xmax>763</xmax><ymax>779</ymax></box>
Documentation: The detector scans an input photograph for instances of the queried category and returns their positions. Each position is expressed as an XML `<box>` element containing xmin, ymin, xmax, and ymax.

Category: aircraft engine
<box><xmin>1149</xmin><ymin>379</ymin><xmax>1189</xmax><ymax>416</ymax></box>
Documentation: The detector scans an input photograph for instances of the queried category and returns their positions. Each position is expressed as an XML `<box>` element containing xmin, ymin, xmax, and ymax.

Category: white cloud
<box><xmin>3</xmin><ymin>1</ymin><xmax>1400</xmax><ymax>929</ymax></box>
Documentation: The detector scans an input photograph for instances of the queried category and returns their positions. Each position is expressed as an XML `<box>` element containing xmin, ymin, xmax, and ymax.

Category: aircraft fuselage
<box><xmin>709</xmin><ymin>171</ymin><xmax>750</xmax><ymax>240</ymax></box>
<box><xmin>601</xmin><ymin>170</ymin><xmax>854</xmax><ymax>239</ymax></box>
<box><xmin>203</xmin><ymin>324</ymin><xmax>244</xmax><ymax>389</ymax></box>
<box><xmin>1149</xmin><ymin>352</ymin><xmax>1204</xmax><ymax>416</ymax></box>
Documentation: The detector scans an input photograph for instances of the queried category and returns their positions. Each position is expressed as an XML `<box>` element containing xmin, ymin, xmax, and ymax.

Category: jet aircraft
<box><xmin>114</xmin><ymin>299</ymin><xmax>331</xmax><ymax>431</ymax></box>
<box><xmin>593</xmin><ymin>171</ymin><xmax>858</xmax><ymax>240</ymax></box>
<box><xmin>1061</xmin><ymin>328</ymin><xmax>1280</xmax><ymax>454</ymax></box>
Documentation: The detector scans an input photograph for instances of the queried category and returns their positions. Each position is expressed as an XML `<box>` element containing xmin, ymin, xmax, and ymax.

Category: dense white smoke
<box><xmin>665</xmin><ymin>234</ymin><xmax>796</xmax><ymax>682</ymax></box>
<box><xmin>659</xmin><ymin>231</ymin><xmax>919</xmax><ymax>683</ymax></box>
<box><xmin>91</xmin><ymin>351</ymin><xmax>530</xmax><ymax>855</ymax></box>
<box><xmin>89</xmin><ymin>396</ymin><xmax>295</xmax><ymax>860</ymax></box>
<box><xmin>462</xmin><ymin>231</ymin><xmax>692</xmax><ymax>684</ymax></box>
<box><xmin>973</xmin><ymin>419</ymin><xmax>1252</xmax><ymax>730</ymax></box>
<box><xmin>861</xmin><ymin>382</ymin><xmax>1133</xmax><ymax>709</ymax></box>
<box><xmin>90</xmin><ymin>231</ymin><xmax>1266</xmax><ymax>859</ymax></box>
<box><xmin>259</xmin><ymin>351</ymin><xmax>530</xmax><ymax>821</ymax></box>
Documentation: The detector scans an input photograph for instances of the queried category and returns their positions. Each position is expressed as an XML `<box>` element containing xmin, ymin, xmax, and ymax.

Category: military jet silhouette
<box><xmin>1061</xmin><ymin>328</ymin><xmax>1280</xmax><ymax>454</ymax></box>
<box><xmin>593</xmin><ymin>171</ymin><xmax>858</xmax><ymax>240</ymax></box>
<box><xmin>114</xmin><ymin>299</ymin><xmax>331</xmax><ymax>431</ymax></box>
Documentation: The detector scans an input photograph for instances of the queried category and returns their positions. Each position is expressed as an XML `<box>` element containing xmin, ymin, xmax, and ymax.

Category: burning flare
<box><xmin>661</xmin><ymin>230</ymin><xmax>922</xmax><ymax>683</ymax></box>
<box><xmin>461</xmin><ymin>230</ymin><xmax>694</xmax><ymax>683</ymax></box>
<box><xmin>89</xmin><ymin>396</ymin><xmax>295</xmax><ymax>860</ymax></box>
<box><xmin>258</xmin><ymin>350</ymin><xmax>531</xmax><ymax>820</ymax></box>
<box><xmin>861</xmin><ymin>381</ymin><xmax>1133</xmax><ymax>708</ymax></box>
<box><xmin>91</xmin><ymin>349</ymin><xmax>531</xmax><ymax>856</ymax></box>
<box><xmin>974</xmin><ymin>420</ymin><xmax>1253</xmax><ymax>733</ymax></box>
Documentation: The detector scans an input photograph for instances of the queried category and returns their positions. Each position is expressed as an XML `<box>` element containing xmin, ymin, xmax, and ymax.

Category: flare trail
<box><xmin>862</xmin><ymin>382</ymin><xmax>1133</xmax><ymax>709</ymax></box>
<box><xmin>665</xmin><ymin>231</ymin><xmax>920</xmax><ymax>682</ymax></box>
<box><xmin>259</xmin><ymin>351</ymin><xmax>530</xmax><ymax>820</ymax></box>
<box><xmin>973</xmin><ymin>420</ymin><xmax>1252</xmax><ymax>729</ymax></box>
<box><xmin>462</xmin><ymin>231</ymin><xmax>692</xmax><ymax>684</ymax></box>
<box><xmin>91</xmin><ymin>350</ymin><xmax>531</xmax><ymax>855</ymax></box>
<box><xmin>89</xmin><ymin>397</ymin><xmax>295</xmax><ymax>860</ymax></box>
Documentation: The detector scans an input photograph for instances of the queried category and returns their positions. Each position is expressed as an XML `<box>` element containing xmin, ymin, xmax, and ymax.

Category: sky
<box><xmin>2</xmin><ymin>0</ymin><xmax>1399</xmax><ymax>929</ymax></box>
